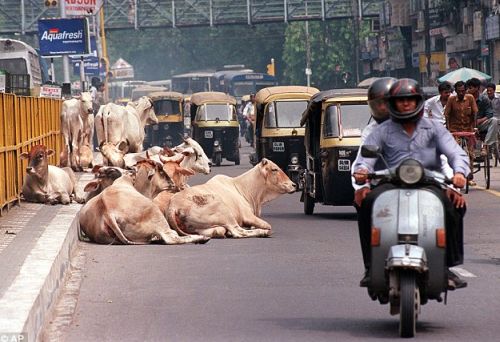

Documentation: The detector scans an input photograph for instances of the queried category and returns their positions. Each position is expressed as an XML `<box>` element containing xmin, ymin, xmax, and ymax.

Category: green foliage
<box><xmin>107</xmin><ymin>24</ymin><xmax>286</xmax><ymax>81</ymax></box>
<box><xmin>281</xmin><ymin>19</ymin><xmax>359</xmax><ymax>89</ymax></box>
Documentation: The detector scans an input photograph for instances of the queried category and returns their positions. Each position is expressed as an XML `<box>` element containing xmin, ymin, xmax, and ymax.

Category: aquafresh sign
<box><xmin>38</xmin><ymin>18</ymin><xmax>90</xmax><ymax>56</ymax></box>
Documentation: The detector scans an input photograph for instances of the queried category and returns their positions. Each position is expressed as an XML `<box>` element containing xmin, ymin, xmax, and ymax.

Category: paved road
<box><xmin>48</xmin><ymin>145</ymin><xmax>500</xmax><ymax>341</ymax></box>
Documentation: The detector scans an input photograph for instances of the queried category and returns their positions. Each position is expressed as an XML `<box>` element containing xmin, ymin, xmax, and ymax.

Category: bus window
<box><xmin>0</xmin><ymin>58</ymin><xmax>28</xmax><ymax>74</ymax></box>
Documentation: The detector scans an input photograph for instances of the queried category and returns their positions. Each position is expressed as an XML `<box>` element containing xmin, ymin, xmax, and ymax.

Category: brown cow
<box><xmin>20</xmin><ymin>145</ymin><xmax>84</xmax><ymax>205</ymax></box>
<box><xmin>84</xmin><ymin>165</ymin><xmax>124</xmax><ymax>202</ymax></box>
<box><xmin>167</xmin><ymin>158</ymin><xmax>295</xmax><ymax>238</ymax></box>
<box><xmin>78</xmin><ymin>172</ymin><xmax>210</xmax><ymax>245</ymax></box>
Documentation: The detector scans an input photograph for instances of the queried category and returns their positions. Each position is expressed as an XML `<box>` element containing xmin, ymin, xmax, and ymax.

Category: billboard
<box><xmin>38</xmin><ymin>18</ymin><xmax>90</xmax><ymax>56</ymax></box>
<box><xmin>64</xmin><ymin>0</ymin><xmax>103</xmax><ymax>16</ymax></box>
<box><xmin>71</xmin><ymin>36</ymin><xmax>100</xmax><ymax>76</ymax></box>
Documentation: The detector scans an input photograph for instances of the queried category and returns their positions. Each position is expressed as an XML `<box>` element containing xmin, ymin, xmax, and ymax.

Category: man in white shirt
<box><xmin>485</xmin><ymin>82</ymin><xmax>500</xmax><ymax>120</ymax></box>
<box><xmin>423</xmin><ymin>82</ymin><xmax>452</xmax><ymax>125</ymax></box>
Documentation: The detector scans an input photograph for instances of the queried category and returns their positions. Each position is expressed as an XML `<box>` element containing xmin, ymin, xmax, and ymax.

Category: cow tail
<box><xmin>103</xmin><ymin>212</ymin><xmax>146</xmax><ymax>245</ymax></box>
<box><xmin>166</xmin><ymin>208</ymin><xmax>191</xmax><ymax>237</ymax></box>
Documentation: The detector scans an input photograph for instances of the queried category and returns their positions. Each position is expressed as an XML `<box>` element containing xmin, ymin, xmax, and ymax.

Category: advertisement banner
<box><xmin>38</xmin><ymin>18</ymin><xmax>90</xmax><ymax>56</ymax></box>
<box><xmin>64</xmin><ymin>0</ymin><xmax>103</xmax><ymax>16</ymax></box>
<box><xmin>40</xmin><ymin>85</ymin><xmax>62</xmax><ymax>99</ymax></box>
<box><xmin>70</xmin><ymin>36</ymin><xmax>100</xmax><ymax>76</ymax></box>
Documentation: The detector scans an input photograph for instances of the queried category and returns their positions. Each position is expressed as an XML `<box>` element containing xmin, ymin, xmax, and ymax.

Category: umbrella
<box><xmin>437</xmin><ymin>67</ymin><xmax>492</xmax><ymax>84</ymax></box>
<box><xmin>357</xmin><ymin>77</ymin><xmax>380</xmax><ymax>88</ymax></box>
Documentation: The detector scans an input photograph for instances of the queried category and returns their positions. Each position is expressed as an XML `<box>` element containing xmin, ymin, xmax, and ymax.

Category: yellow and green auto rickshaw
<box><xmin>300</xmin><ymin>89</ymin><xmax>371</xmax><ymax>214</ymax></box>
<box><xmin>190</xmin><ymin>91</ymin><xmax>239</xmax><ymax>166</ymax></box>
<box><xmin>143</xmin><ymin>91</ymin><xmax>185</xmax><ymax>148</ymax></box>
<box><xmin>251</xmin><ymin>86</ymin><xmax>319</xmax><ymax>188</ymax></box>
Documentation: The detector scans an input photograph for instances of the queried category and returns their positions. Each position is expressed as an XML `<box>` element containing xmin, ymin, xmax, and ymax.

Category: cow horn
<box><xmin>146</xmin><ymin>150</ymin><xmax>150</xmax><ymax>159</ymax></box>
<box><xmin>159</xmin><ymin>154</ymin><xmax>167</xmax><ymax>163</ymax></box>
<box><xmin>176</xmin><ymin>155</ymin><xmax>185</xmax><ymax>164</ymax></box>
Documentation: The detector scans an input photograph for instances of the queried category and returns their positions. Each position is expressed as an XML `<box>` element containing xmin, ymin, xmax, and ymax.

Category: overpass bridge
<box><xmin>1</xmin><ymin>0</ymin><xmax>381</xmax><ymax>34</ymax></box>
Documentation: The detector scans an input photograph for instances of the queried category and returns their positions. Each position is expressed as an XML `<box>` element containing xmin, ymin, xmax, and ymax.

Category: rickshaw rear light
<box><xmin>371</xmin><ymin>227</ymin><xmax>381</xmax><ymax>246</ymax></box>
<box><xmin>436</xmin><ymin>228</ymin><xmax>446</xmax><ymax>248</ymax></box>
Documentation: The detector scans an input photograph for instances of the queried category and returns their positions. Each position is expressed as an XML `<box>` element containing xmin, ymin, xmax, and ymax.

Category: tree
<box><xmin>282</xmin><ymin>19</ymin><xmax>360</xmax><ymax>89</ymax></box>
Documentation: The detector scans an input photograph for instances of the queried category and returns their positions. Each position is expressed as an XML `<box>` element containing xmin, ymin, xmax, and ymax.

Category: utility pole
<box><xmin>60</xmin><ymin>2</ymin><xmax>71</xmax><ymax>84</ymax></box>
<box><xmin>305</xmin><ymin>1</ymin><xmax>311</xmax><ymax>87</ymax></box>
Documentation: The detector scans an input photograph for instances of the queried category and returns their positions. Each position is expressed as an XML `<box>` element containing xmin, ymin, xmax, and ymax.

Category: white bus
<box><xmin>0</xmin><ymin>38</ymin><xmax>44</xmax><ymax>96</ymax></box>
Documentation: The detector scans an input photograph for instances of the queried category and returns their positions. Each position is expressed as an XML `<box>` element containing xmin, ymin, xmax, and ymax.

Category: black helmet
<box><xmin>367</xmin><ymin>77</ymin><xmax>397</xmax><ymax>123</ymax></box>
<box><xmin>386</xmin><ymin>78</ymin><xmax>424</xmax><ymax>123</ymax></box>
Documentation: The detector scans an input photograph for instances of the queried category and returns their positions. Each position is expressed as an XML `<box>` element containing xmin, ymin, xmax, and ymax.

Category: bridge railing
<box><xmin>0</xmin><ymin>93</ymin><xmax>63</xmax><ymax>214</ymax></box>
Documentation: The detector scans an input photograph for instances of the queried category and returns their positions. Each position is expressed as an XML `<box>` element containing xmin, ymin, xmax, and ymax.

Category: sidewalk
<box><xmin>0</xmin><ymin>173</ymin><xmax>93</xmax><ymax>342</ymax></box>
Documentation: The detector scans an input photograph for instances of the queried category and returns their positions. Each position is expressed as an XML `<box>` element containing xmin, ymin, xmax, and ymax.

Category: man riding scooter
<box><xmin>353</xmin><ymin>78</ymin><xmax>470</xmax><ymax>290</ymax></box>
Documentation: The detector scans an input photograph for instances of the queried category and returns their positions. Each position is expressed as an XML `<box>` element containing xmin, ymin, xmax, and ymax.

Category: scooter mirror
<box><xmin>361</xmin><ymin>145</ymin><xmax>380</xmax><ymax>158</ymax></box>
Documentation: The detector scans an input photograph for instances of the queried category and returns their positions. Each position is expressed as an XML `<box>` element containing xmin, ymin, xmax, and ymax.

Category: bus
<box><xmin>211</xmin><ymin>70</ymin><xmax>278</xmax><ymax>100</ymax></box>
<box><xmin>0</xmin><ymin>38</ymin><xmax>45</xmax><ymax>96</ymax></box>
<box><xmin>171</xmin><ymin>71</ymin><xmax>214</xmax><ymax>94</ymax></box>
<box><xmin>146</xmin><ymin>79</ymin><xmax>171</xmax><ymax>90</ymax></box>
<box><xmin>108</xmin><ymin>80</ymin><xmax>147</xmax><ymax>103</ymax></box>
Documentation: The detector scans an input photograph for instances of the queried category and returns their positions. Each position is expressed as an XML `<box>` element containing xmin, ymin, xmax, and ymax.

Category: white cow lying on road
<box><xmin>78</xmin><ymin>172</ymin><xmax>210</xmax><ymax>245</ymax></box>
<box><xmin>167</xmin><ymin>158</ymin><xmax>295</xmax><ymax>238</ymax></box>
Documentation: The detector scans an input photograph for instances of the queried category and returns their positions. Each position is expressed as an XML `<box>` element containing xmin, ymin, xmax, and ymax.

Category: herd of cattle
<box><xmin>20</xmin><ymin>92</ymin><xmax>296</xmax><ymax>245</ymax></box>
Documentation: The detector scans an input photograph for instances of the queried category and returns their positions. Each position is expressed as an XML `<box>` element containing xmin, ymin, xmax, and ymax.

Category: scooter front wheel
<box><xmin>399</xmin><ymin>271</ymin><xmax>419</xmax><ymax>338</ymax></box>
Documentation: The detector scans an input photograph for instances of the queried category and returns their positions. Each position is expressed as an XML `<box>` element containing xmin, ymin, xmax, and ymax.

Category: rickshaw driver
<box><xmin>243</xmin><ymin>94</ymin><xmax>256</xmax><ymax>146</ymax></box>
<box><xmin>353</xmin><ymin>78</ymin><xmax>470</xmax><ymax>290</ymax></box>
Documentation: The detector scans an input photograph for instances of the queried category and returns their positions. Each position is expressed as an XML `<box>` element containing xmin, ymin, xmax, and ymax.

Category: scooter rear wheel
<box><xmin>399</xmin><ymin>271</ymin><xmax>419</xmax><ymax>338</ymax></box>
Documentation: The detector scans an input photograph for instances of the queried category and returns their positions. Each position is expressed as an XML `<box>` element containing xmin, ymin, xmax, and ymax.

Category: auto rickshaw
<box><xmin>300</xmin><ymin>88</ymin><xmax>371</xmax><ymax>214</ymax></box>
<box><xmin>252</xmin><ymin>86</ymin><xmax>319</xmax><ymax>189</ymax></box>
<box><xmin>143</xmin><ymin>91</ymin><xmax>185</xmax><ymax>148</ymax></box>
<box><xmin>190</xmin><ymin>91</ymin><xmax>240</xmax><ymax>166</ymax></box>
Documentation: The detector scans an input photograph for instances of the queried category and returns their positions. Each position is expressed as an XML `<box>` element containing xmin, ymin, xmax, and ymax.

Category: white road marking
<box><xmin>450</xmin><ymin>266</ymin><xmax>477</xmax><ymax>278</ymax></box>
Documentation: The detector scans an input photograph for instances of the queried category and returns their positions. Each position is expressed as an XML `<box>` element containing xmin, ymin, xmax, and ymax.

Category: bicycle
<box><xmin>452</xmin><ymin>131</ymin><xmax>490</xmax><ymax>193</ymax></box>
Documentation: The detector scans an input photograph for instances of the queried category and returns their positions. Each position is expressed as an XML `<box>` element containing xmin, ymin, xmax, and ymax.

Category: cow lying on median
<box><xmin>166</xmin><ymin>158</ymin><xmax>295</xmax><ymax>238</ymax></box>
<box><xmin>20</xmin><ymin>145</ymin><xmax>85</xmax><ymax>205</ymax></box>
<box><xmin>78</xmin><ymin>172</ymin><xmax>210</xmax><ymax>245</ymax></box>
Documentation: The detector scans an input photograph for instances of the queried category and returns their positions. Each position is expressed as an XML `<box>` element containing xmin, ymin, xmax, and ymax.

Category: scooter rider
<box><xmin>353</xmin><ymin>78</ymin><xmax>470</xmax><ymax>290</ymax></box>
<box><xmin>352</xmin><ymin>77</ymin><xmax>396</xmax><ymax>278</ymax></box>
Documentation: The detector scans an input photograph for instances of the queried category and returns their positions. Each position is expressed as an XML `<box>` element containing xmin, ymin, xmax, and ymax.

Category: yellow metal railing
<box><xmin>0</xmin><ymin>93</ymin><xmax>63</xmax><ymax>214</ymax></box>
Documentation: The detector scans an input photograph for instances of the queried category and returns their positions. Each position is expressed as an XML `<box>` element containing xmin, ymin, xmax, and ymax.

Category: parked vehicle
<box><xmin>300</xmin><ymin>88</ymin><xmax>371</xmax><ymax>214</ymax></box>
<box><xmin>190</xmin><ymin>92</ymin><xmax>239</xmax><ymax>166</ymax></box>
<box><xmin>251</xmin><ymin>86</ymin><xmax>319</xmax><ymax>189</ymax></box>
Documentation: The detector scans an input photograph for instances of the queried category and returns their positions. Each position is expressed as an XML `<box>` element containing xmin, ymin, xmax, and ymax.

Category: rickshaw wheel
<box><xmin>303</xmin><ymin>189</ymin><xmax>315</xmax><ymax>215</ymax></box>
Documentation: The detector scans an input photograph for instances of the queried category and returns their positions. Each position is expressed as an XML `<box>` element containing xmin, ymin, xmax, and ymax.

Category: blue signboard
<box><xmin>38</xmin><ymin>18</ymin><xmax>90</xmax><ymax>56</ymax></box>
<box><xmin>71</xmin><ymin>36</ymin><xmax>100</xmax><ymax>76</ymax></box>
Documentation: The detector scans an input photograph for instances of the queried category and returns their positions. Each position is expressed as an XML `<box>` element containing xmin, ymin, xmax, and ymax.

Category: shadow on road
<box><xmin>265</xmin><ymin>317</ymin><xmax>445</xmax><ymax>339</ymax></box>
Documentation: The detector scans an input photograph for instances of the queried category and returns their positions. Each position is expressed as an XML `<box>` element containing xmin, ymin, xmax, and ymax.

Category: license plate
<box><xmin>272</xmin><ymin>141</ymin><xmax>285</xmax><ymax>152</ymax></box>
<box><xmin>204</xmin><ymin>130</ymin><xmax>213</xmax><ymax>138</ymax></box>
<box><xmin>338</xmin><ymin>159</ymin><xmax>351</xmax><ymax>171</ymax></box>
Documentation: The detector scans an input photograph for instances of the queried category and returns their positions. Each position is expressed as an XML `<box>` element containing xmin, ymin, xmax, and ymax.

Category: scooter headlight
<box><xmin>213</xmin><ymin>140</ymin><xmax>220</xmax><ymax>147</ymax></box>
<box><xmin>290</xmin><ymin>156</ymin><xmax>299</xmax><ymax>165</ymax></box>
<box><xmin>396</xmin><ymin>159</ymin><xmax>424</xmax><ymax>185</ymax></box>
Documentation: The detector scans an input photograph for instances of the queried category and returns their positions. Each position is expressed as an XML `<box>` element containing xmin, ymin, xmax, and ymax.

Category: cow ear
<box><xmin>47</xmin><ymin>149</ymin><xmax>55</xmax><ymax>157</ymax></box>
<box><xmin>20</xmin><ymin>152</ymin><xmax>30</xmax><ymax>160</ymax></box>
<box><xmin>92</xmin><ymin>165</ymin><xmax>103</xmax><ymax>174</ymax></box>
<box><xmin>261</xmin><ymin>158</ymin><xmax>269</xmax><ymax>166</ymax></box>
<box><xmin>118</xmin><ymin>141</ymin><xmax>128</xmax><ymax>152</ymax></box>
<box><xmin>182</xmin><ymin>147</ymin><xmax>194</xmax><ymax>156</ymax></box>
<box><xmin>179</xmin><ymin>167</ymin><xmax>195</xmax><ymax>176</ymax></box>
<box><xmin>163</xmin><ymin>147</ymin><xmax>175</xmax><ymax>157</ymax></box>
<box><xmin>84</xmin><ymin>181</ymin><xmax>100</xmax><ymax>192</ymax></box>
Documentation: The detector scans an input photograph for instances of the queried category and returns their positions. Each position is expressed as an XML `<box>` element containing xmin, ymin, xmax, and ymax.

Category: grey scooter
<box><xmin>361</xmin><ymin>145</ymin><xmax>462</xmax><ymax>338</ymax></box>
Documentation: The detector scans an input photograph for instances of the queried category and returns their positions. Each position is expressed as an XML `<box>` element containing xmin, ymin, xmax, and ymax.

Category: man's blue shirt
<box><xmin>353</xmin><ymin>117</ymin><xmax>470</xmax><ymax>177</ymax></box>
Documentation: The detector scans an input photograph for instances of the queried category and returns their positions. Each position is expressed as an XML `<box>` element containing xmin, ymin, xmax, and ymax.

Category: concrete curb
<box><xmin>0</xmin><ymin>204</ymin><xmax>80</xmax><ymax>342</ymax></box>
<box><xmin>0</xmin><ymin>171</ymin><xmax>93</xmax><ymax>342</ymax></box>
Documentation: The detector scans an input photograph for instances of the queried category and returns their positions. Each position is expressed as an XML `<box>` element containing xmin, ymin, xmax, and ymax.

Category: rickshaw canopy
<box><xmin>190</xmin><ymin>92</ymin><xmax>237</xmax><ymax>106</ymax></box>
<box><xmin>300</xmin><ymin>88</ymin><xmax>368</xmax><ymax>127</ymax></box>
<box><xmin>255</xmin><ymin>86</ymin><xmax>320</xmax><ymax>104</ymax></box>
<box><xmin>149</xmin><ymin>91</ymin><xmax>185</xmax><ymax>101</ymax></box>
